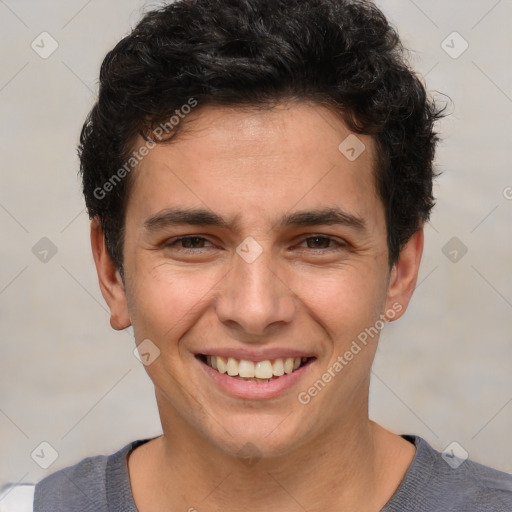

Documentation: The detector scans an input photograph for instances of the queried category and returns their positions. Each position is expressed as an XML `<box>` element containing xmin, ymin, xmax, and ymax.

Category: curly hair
<box><xmin>79</xmin><ymin>0</ymin><xmax>444</xmax><ymax>271</ymax></box>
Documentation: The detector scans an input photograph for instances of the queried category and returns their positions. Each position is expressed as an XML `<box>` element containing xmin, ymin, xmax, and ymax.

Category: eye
<box><xmin>298</xmin><ymin>236</ymin><xmax>347</xmax><ymax>251</ymax></box>
<box><xmin>166</xmin><ymin>236</ymin><xmax>214</xmax><ymax>250</ymax></box>
<box><xmin>163</xmin><ymin>235</ymin><xmax>347</xmax><ymax>254</ymax></box>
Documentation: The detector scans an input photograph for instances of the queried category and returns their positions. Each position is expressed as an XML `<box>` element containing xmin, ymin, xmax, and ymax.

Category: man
<box><xmin>4</xmin><ymin>0</ymin><xmax>511</xmax><ymax>510</ymax></box>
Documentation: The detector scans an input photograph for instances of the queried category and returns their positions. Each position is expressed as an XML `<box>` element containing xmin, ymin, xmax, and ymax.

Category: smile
<box><xmin>198</xmin><ymin>354</ymin><xmax>313</xmax><ymax>383</ymax></box>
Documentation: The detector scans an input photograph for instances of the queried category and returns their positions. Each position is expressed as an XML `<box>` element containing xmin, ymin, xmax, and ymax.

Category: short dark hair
<box><xmin>79</xmin><ymin>0</ymin><xmax>444</xmax><ymax>271</ymax></box>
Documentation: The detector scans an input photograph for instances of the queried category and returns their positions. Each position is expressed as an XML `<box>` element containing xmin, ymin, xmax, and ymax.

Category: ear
<box><xmin>90</xmin><ymin>219</ymin><xmax>131</xmax><ymax>330</ymax></box>
<box><xmin>384</xmin><ymin>227</ymin><xmax>424</xmax><ymax>322</ymax></box>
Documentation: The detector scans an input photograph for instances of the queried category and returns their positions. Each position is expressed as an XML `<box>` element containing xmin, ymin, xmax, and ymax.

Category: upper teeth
<box><xmin>206</xmin><ymin>356</ymin><xmax>306</xmax><ymax>378</ymax></box>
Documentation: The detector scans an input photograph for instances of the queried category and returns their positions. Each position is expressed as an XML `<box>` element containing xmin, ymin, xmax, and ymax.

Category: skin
<box><xmin>91</xmin><ymin>102</ymin><xmax>423</xmax><ymax>511</ymax></box>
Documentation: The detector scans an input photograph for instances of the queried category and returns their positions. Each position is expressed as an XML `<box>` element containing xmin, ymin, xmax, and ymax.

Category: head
<box><xmin>83</xmin><ymin>0</ymin><xmax>443</xmax><ymax>459</ymax></box>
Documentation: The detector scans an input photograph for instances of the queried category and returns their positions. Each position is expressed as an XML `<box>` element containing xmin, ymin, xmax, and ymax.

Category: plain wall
<box><xmin>0</xmin><ymin>0</ymin><xmax>511</xmax><ymax>484</ymax></box>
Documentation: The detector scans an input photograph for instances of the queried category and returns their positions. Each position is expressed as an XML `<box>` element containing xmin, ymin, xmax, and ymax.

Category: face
<box><xmin>93</xmin><ymin>102</ymin><xmax>422</xmax><ymax>459</ymax></box>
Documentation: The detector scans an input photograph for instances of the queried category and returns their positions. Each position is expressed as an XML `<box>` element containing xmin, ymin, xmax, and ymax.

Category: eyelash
<box><xmin>165</xmin><ymin>235</ymin><xmax>347</xmax><ymax>253</ymax></box>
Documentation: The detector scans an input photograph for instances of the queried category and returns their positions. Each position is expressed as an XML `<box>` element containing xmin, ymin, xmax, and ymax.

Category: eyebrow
<box><xmin>144</xmin><ymin>207</ymin><xmax>367</xmax><ymax>233</ymax></box>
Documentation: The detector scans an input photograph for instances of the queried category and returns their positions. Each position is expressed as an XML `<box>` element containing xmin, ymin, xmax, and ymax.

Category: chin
<box><xmin>205</xmin><ymin>411</ymin><xmax>311</xmax><ymax>461</ymax></box>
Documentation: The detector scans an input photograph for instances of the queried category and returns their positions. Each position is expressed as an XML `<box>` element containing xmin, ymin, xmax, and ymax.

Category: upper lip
<box><xmin>196</xmin><ymin>348</ymin><xmax>316</xmax><ymax>361</ymax></box>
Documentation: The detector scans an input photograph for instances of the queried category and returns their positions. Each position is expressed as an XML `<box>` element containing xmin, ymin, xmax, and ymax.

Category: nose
<box><xmin>215</xmin><ymin>247</ymin><xmax>296</xmax><ymax>338</ymax></box>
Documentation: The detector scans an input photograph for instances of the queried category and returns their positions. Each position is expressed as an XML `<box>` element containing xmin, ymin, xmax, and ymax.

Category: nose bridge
<box><xmin>216</xmin><ymin>242</ymin><xmax>295</xmax><ymax>335</ymax></box>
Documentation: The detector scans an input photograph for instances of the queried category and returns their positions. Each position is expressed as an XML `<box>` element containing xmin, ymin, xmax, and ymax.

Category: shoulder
<box><xmin>33</xmin><ymin>450</ymin><xmax>111</xmax><ymax>511</ymax></box>
<box><xmin>384</xmin><ymin>435</ymin><xmax>512</xmax><ymax>512</ymax></box>
<box><xmin>0</xmin><ymin>439</ymin><xmax>148</xmax><ymax>512</ymax></box>
<box><xmin>449</xmin><ymin>455</ymin><xmax>512</xmax><ymax>510</ymax></box>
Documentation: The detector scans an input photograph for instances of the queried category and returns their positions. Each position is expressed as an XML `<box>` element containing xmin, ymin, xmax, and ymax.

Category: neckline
<box><xmin>109</xmin><ymin>434</ymin><xmax>430</xmax><ymax>511</ymax></box>
<box><xmin>381</xmin><ymin>434</ymin><xmax>435</xmax><ymax>511</ymax></box>
<box><xmin>106</xmin><ymin>438</ymin><xmax>153</xmax><ymax>512</ymax></box>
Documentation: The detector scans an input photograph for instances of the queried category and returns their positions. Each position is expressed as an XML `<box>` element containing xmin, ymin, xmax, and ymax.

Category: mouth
<box><xmin>196</xmin><ymin>354</ymin><xmax>315</xmax><ymax>383</ymax></box>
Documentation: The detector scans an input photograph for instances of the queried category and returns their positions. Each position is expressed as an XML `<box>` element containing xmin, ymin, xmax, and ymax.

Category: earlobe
<box><xmin>384</xmin><ymin>227</ymin><xmax>424</xmax><ymax>322</ymax></box>
<box><xmin>90</xmin><ymin>219</ymin><xmax>131</xmax><ymax>330</ymax></box>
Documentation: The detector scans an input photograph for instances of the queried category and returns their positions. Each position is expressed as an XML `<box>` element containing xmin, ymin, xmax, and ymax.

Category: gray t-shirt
<box><xmin>33</xmin><ymin>435</ymin><xmax>512</xmax><ymax>511</ymax></box>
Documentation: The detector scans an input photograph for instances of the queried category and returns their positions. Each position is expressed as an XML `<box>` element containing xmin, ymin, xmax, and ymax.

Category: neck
<box><xmin>128</xmin><ymin>394</ymin><xmax>415</xmax><ymax>511</ymax></box>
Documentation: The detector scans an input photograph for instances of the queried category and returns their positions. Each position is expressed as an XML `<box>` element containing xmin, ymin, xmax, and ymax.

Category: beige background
<box><xmin>0</xmin><ymin>0</ymin><xmax>511</xmax><ymax>486</ymax></box>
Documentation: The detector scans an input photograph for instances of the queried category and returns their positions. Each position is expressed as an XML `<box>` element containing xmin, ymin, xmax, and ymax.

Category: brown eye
<box><xmin>298</xmin><ymin>236</ymin><xmax>347</xmax><ymax>252</ymax></box>
<box><xmin>179</xmin><ymin>237</ymin><xmax>207</xmax><ymax>249</ymax></box>
<box><xmin>304</xmin><ymin>236</ymin><xmax>332</xmax><ymax>249</ymax></box>
<box><xmin>165</xmin><ymin>236</ymin><xmax>214</xmax><ymax>250</ymax></box>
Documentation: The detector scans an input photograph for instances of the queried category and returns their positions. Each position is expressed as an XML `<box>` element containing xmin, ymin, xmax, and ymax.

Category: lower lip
<box><xmin>197</xmin><ymin>357</ymin><xmax>315</xmax><ymax>400</ymax></box>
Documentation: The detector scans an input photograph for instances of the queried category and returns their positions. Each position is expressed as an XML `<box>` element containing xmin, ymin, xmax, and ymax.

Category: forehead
<box><xmin>126</xmin><ymin>102</ymin><xmax>382</xmax><ymax>231</ymax></box>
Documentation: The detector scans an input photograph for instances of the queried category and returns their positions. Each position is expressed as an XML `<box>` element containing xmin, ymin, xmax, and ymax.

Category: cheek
<box><xmin>291</xmin><ymin>265</ymin><xmax>388</xmax><ymax>339</ymax></box>
<box><xmin>125</xmin><ymin>259</ymin><xmax>219</xmax><ymax>343</ymax></box>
